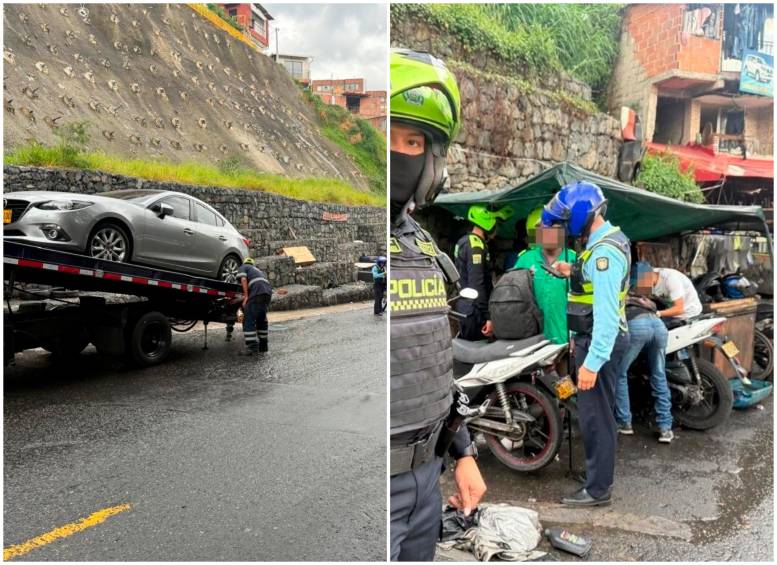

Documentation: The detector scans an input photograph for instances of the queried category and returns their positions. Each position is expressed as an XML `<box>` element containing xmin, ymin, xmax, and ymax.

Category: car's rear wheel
<box><xmin>218</xmin><ymin>254</ymin><xmax>241</xmax><ymax>283</ymax></box>
<box><xmin>88</xmin><ymin>223</ymin><xmax>131</xmax><ymax>263</ymax></box>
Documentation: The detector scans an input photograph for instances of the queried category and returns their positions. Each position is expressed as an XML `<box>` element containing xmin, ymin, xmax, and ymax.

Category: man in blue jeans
<box><xmin>615</xmin><ymin>263</ymin><xmax>674</xmax><ymax>443</ymax></box>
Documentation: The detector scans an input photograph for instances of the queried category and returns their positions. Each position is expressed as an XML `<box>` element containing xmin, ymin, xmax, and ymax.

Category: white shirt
<box><xmin>653</xmin><ymin>268</ymin><xmax>703</xmax><ymax>319</ymax></box>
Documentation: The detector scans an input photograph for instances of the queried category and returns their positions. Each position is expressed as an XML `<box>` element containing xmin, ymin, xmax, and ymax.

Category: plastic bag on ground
<box><xmin>438</xmin><ymin>503</ymin><xmax>546</xmax><ymax>561</ymax></box>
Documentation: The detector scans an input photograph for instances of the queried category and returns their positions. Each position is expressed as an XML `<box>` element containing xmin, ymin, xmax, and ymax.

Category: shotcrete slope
<box><xmin>3</xmin><ymin>4</ymin><xmax>367</xmax><ymax>188</ymax></box>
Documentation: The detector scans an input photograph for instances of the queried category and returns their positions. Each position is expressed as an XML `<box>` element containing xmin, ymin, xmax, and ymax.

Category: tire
<box><xmin>673</xmin><ymin>357</ymin><xmax>733</xmax><ymax>430</ymax></box>
<box><xmin>751</xmin><ymin>329</ymin><xmax>773</xmax><ymax>381</ymax></box>
<box><xmin>483</xmin><ymin>382</ymin><xmax>562</xmax><ymax>472</ymax></box>
<box><xmin>88</xmin><ymin>222</ymin><xmax>131</xmax><ymax>263</ymax></box>
<box><xmin>126</xmin><ymin>311</ymin><xmax>171</xmax><ymax>367</ymax></box>
<box><xmin>217</xmin><ymin>254</ymin><xmax>241</xmax><ymax>283</ymax></box>
<box><xmin>755</xmin><ymin>301</ymin><xmax>773</xmax><ymax>340</ymax></box>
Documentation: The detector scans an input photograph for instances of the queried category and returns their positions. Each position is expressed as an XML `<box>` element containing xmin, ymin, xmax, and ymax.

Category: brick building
<box><xmin>311</xmin><ymin>79</ymin><xmax>387</xmax><ymax>133</ymax></box>
<box><xmin>608</xmin><ymin>3</ymin><xmax>773</xmax><ymax>157</ymax></box>
<box><xmin>218</xmin><ymin>4</ymin><xmax>273</xmax><ymax>50</ymax></box>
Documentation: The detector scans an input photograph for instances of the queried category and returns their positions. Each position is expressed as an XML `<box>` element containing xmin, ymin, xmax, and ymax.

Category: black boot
<box><xmin>258</xmin><ymin>338</ymin><xmax>268</xmax><ymax>353</ymax></box>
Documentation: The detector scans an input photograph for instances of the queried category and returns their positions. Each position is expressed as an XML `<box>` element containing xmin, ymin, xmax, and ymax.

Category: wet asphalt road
<box><xmin>4</xmin><ymin>306</ymin><xmax>387</xmax><ymax>561</ymax></box>
<box><xmin>441</xmin><ymin>394</ymin><xmax>773</xmax><ymax>561</ymax></box>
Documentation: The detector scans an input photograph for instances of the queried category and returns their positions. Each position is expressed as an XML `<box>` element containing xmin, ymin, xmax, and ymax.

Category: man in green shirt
<box><xmin>514</xmin><ymin>207</ymin><xmax>576</xmax><ymax>344</ymax></box>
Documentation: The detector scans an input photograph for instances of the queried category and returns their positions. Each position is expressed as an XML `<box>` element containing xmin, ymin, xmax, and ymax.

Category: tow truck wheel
<box><xmin>127</xmin><ymin>311</ymin><xmax>171</xmax><ymax>367</ymax></box>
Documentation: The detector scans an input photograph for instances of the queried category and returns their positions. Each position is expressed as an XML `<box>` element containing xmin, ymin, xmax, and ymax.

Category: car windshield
<box><xmin>102</xmin><ymin>190</ymin><xmax>163</xmax><ymax>204</ymax></box>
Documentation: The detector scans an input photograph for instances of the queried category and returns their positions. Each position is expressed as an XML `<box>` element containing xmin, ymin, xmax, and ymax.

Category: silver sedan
<box><xmin>4</xmin><ymin>190</ymin><xmax>250</xmax><ymax>282</ymax></box>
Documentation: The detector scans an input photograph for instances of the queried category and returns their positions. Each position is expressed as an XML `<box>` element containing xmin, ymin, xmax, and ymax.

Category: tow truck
<box><xmin>4</xmin><ymin>241</ymin><xmax>243</xmax><ymax>367</ymax></box>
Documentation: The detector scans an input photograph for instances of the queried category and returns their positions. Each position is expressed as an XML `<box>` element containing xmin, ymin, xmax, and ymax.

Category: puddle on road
<box><xmin>688</xmin><ymin>423</ymin><xmax>774</xmax><ymax>544</ymax></box>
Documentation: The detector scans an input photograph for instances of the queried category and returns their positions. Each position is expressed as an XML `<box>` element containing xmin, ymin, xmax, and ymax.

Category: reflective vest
<box><xmin>389</xmin><ymin>216</ymin><xmax>454</xmax><ymax>436</ymax></box>
<box><xmin>567</xmin><ymin>226</ymin><xmax>631</xmax><ymax>335</ymax></box>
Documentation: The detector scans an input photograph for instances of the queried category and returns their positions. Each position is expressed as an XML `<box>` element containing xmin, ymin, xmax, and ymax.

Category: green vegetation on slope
<box><xmin>5</xmin><ymin>122</ymin><xmax>382</xmax><ymax>207</ymax></box>
<box><xmin>302</xmin><ymin>89</ymin><xmax>387</xmax><ymax>196</ymax></box>
<box><xmin>635</xmin><ymin>153</ymin><xmax>704</xmax><ymax>204</ymax></box>
<box><xmin>391</xmin><ymin>3</ymin><xmax>622</xmax><ymax>105</ymax></box>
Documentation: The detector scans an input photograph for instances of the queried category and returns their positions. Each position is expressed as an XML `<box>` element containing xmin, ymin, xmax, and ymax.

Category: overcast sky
<box><xmin>263</xmin><ymin>4</ymin><xmax>387</xmax><ymax>91</ymax></box>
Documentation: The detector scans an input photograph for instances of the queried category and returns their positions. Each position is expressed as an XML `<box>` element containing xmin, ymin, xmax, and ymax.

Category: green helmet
<box><xmin>243</xmin><ymin>257</ymin><xmax>255</xmax><ymax>265</ymax></box>
<box><xmin>526</xmin><ymin>206</ymin><xmax>544</xmax><ymax>240</ymax></box>
<box><xmin>468</xmin><ymin>205</ymin><xmax>513</xmax><ymax>232</ymax></box>
<box><xmin>390</xmin><ymin>49</ymin><xmax>462</xmax><ymax>212</ymax></box>
<box><xmin>390</xmin><ymin>49</ymin><xmax>461</xmax><ymax>144</ymax></box>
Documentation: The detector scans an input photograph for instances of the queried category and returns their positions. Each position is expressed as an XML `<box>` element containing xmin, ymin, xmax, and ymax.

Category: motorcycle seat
<box><xmin>452</xmin><ymin>334</ymin><xmax>548</xmax><ymax>364</ymax></box>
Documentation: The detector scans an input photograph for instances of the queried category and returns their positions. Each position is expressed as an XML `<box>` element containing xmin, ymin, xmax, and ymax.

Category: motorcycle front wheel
<box><xmin>673</xmin><ymin>357</ymin><xmax>733</xmax><ymax>430</ymax></box>
<box><xmin>483</xmin><ymin>382</ymin><xmax>562</xmax><ymax>472</ymax></box>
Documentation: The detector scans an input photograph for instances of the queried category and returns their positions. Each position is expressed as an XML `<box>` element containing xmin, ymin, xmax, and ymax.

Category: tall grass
<box><xmin>5</xmin><ymin>143</ymin><xmax>383</xmax><ymax>207</ymax></box>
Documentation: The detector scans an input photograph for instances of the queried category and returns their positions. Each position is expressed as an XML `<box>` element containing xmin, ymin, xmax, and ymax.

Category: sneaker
<box><xmin>617</xmin><ymin>423</ymin><xmax>634</xmax><ymax>435</ymax></box>
<box><xmin>658</xmin><ymin>429</ymin><xmax>674</xmax><ymax>443</ymax></box>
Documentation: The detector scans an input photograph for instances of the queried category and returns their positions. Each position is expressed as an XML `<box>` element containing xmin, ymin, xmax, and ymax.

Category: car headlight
<box><xmin>34</xmin><ymin>200</ymin><xmax>94</xmax><ymax>211</ymax></box>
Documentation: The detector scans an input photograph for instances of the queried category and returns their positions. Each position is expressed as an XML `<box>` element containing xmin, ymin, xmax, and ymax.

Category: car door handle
<box><xmin>218</xmin><ymin>235</ymin><xmax>228</xmax><ymax>241</ymax></box>
<box><xmin>184</xmin><ymin>228</ymin><xmax>194</xmax><ymax>235</ymax></box>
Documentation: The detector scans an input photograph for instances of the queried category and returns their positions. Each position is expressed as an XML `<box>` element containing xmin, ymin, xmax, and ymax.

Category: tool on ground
<box><xmin>544</xmin><ymin>527</ymin><xmax>592</xmax><ymax>558</ymax></box>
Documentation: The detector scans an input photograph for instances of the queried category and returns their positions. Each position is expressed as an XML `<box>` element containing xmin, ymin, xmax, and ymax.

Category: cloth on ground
<box><xmin>437</xmin><ymin>503</ymin><xmax>546</xmax><ymax>561</ymax></box>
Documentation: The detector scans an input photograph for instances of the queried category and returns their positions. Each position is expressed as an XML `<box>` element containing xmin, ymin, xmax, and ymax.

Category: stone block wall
<box><xmin>392</xmin><ymin>18</ymin><xmax>622</xmax><ymax>192</ymax></box>
<box><xmin>4</xmin><ymin>165</ymin><xmax>386</xmax><ymax>294</ymax></box>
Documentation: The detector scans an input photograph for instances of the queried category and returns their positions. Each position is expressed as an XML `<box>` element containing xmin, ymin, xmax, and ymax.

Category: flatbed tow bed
<box><xmin>4</xmin><ymin>241</ymin><xmax>242</xmax><ymax>367</ymax></box>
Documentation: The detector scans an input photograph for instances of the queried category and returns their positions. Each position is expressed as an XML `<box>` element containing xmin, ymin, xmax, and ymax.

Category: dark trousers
<box><xmin>390</xmin><ymin>456</ymin><xmax>443</xmax><ymax>561</ymax></box>
<box><xmin>457</xmin><ymin>305</ymin><xmax>485</xmax><ymax>341</ymax></box>
<box><xmin>243</xmin><ymin>294</ymin><xmax>270</xmax><ymax>351</ymax></box>
<box><xmin>374</xmin><ymin>281</ymin><xmax>386</xmax><ymax>314</ymax></box>
<box><xmin>574</xmin><ymin>331</ymin><xmax>629</xmax><ymax>498</ymax></box>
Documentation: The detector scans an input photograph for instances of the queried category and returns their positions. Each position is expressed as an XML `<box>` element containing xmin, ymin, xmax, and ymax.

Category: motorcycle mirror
<box><xmin>459</xmin><ymin>288</ymin><xmax>479</xmax><ymax>300</ymax></box>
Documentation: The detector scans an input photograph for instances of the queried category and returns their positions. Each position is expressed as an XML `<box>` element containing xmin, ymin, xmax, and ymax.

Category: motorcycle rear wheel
<box><xmin>751</xmin><ymin>328</ymin><xmax>773</xmax><ymax>381</ymax></box>
<box><xmin>483</xmin><ymin>382</ymin><xmax>562</xmax><ymax>472</ymax></box>
<box><xmin>673</xmin><ymin>357</ymin><xmax>733</xmax><ymax>430</ymax></box>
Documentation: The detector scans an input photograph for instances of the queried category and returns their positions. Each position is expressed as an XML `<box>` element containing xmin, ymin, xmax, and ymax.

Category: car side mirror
<box><xmin>155</xmin><ymin>203</ymin><xmax>174</xmax><ymax>218</ymax></box>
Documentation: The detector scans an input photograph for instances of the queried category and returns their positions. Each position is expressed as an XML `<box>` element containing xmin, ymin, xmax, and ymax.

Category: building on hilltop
<box><xmin>272</xmin><ymin>54</ymin><xmax>313</xmax><ymax>86</ymax></box>
<box><xmin>218</xmin><ymin>4</ymin><xmax>274</xmax><ymax>50</ymax></box>
<box><xmin>311</xmin><ymin>79</ymin><xmax>387</xmax><ymax>133</ymax></box>
<box><xmin>608</xmin><ymin>3</ymin><xmax>773</xmax><ymax>219</ymax></box>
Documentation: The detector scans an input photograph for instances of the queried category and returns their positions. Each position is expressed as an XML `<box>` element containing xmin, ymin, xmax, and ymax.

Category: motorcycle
<box><xmin>693</xmin><ymin>271</ymin><xmax>773</xmax><ymax>381</ymax></box>
<box><xmin>449</xmin><ymin>289</ymin><xmax>571</xmax><ymax>472</ymax></box>
<box><xmin>628</xmin><ymin>314</ymin><xmax>743</xmax><ymax>430</ymax></box>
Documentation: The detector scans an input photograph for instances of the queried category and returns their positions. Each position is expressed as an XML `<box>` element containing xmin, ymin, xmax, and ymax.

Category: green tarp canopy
<box><xmin>433</xmin><ymin>162</ymin><xmax>770</xmax><ymax>242</ymax></box>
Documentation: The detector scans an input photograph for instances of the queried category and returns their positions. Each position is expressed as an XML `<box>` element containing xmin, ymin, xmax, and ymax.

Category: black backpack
<box><xmin>489</xmin><ymin>269</ymin><xmax>544</xmax><ymax>340</ymax></box>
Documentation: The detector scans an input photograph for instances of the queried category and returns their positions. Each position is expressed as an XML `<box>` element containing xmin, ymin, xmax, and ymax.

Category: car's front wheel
<box><xmin>88</xmin><ymin>223</ymin><xmax>131</xmax><ymax>263</ymax></box>
<box><xmin>218</xmin><ymin>254</ymin><xmax>242</xmax><ymax>283</ymax></box>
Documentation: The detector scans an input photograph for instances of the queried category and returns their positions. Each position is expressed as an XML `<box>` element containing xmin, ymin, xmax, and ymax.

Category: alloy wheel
<box><xmin>90</xmin><ymin>227</ymin><xmax>128</xmax><ymax>262</ymax></box>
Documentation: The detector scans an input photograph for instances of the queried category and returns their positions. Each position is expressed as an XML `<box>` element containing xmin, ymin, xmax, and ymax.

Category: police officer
<box><xmin>236</xmin><ymin>257</ymin><xmax>272</xmax><ymax>356</ymax></box>
<box><xmin>389</xmin><ymin>48</ymin><xmax>486</xmax><ymax>561</ymax></box>
<box><xmin>373</xmin><ymin>256</ymin><xmax>387</xmax><ymax>316</ymax></box>
<box><xmin>540</xmin><ymin>182</ymin><xmax>630</xmax><ymax>507</ymax></box>
<box><xmin>454</xmin><ymin>205</ymin><xmax>511</xmax><ymax>340</ymax></box>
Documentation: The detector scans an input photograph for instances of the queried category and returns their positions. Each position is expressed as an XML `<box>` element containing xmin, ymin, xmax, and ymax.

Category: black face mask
<box><xmin>390</xmin><ymin>151</ymin><xmax>425</xmax><ymax>206</ymax></box>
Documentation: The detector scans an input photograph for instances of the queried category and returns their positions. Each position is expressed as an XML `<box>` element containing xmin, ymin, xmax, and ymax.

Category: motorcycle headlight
<box><xmin>35</xmin><ymin>200</ymin><xmax>94</xmax><ymax>211</ymax></box>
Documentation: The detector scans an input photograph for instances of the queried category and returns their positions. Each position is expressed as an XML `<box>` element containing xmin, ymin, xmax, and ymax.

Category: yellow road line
<box><xmin>4</xmin><ymin>503</ymin><xmax>131</xmax><ymax>560</ymax></box>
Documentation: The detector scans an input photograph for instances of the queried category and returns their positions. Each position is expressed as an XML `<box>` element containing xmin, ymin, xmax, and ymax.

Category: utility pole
<box><xmin>275</xmin><ymin>27</ymin><xmax>279</xmax><ymax>60</ymax></box>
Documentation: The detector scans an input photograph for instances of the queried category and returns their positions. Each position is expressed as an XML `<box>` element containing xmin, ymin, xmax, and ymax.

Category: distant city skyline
<box><xmin>264</xmin><ymin>3</ymin><xmax>387</xmax><ymax>91</ymax></box>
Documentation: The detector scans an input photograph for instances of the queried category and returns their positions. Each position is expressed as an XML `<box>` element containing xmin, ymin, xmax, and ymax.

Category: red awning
<box><xmin>647</xmin><ymin>142</ymin><xmax>774</xmax><ymax>182</ymax></box>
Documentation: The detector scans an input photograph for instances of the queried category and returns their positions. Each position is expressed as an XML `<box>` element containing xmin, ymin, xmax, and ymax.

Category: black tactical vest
<box><xmin>567</xmin><ymin>226</ymin><xmax>631</xmax><ymax>335</ymax></box>
<box><xmin>390</xmin><ymin>215</ymin><xmax>454</xmax><ymax>437</ymax></box>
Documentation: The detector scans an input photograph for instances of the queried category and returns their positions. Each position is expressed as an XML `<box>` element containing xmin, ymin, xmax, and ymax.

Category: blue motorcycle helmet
<box><xmin>541</xmin><ymin>181</ymin><xmax>608</xmax><ymax>237</ymax></box>
<box><xmin>376</xmin><ymin>256</ymin><xmax>387</xmax><ymax>266</ymax></box>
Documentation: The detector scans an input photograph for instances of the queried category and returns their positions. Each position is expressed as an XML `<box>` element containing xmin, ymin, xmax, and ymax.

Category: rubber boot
<box><xmin>258</xmin><ymin>338</ymin><xmax>268</xmax><ymax>353</ymax></box>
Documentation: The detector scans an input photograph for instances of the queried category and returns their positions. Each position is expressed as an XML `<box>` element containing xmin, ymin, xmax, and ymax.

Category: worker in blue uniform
<box><xmin>236</xmin><ymin>257</ymin><xmax>272</xmax><ymax>356</ymax></box>
<box><xmin>541</xmin><ymin>181</ymin><xmax>631</xmax><ymax>507</ymax></box>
